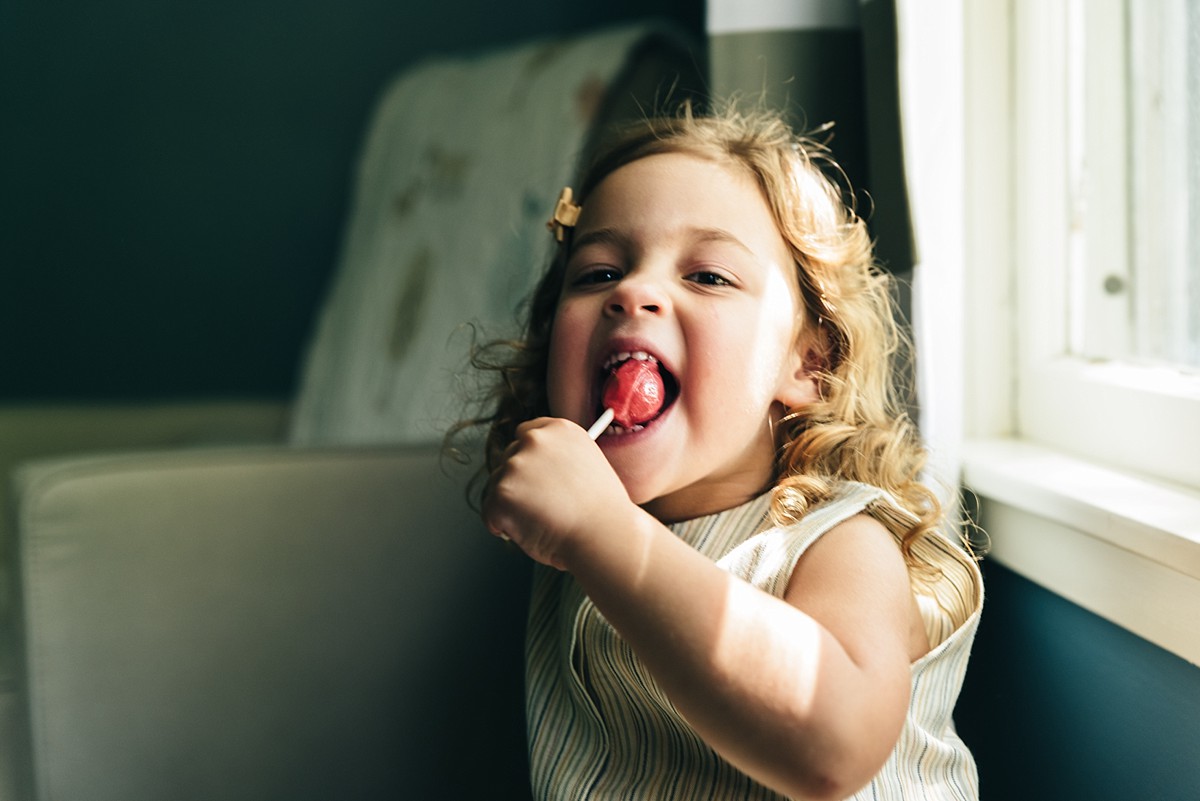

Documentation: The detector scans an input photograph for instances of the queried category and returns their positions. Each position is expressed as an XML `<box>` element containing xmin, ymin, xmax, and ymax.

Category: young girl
<box><xmin>471</xmin><ymin>104</ymin><xmax>982</xmax><ymax>801</ymax></box>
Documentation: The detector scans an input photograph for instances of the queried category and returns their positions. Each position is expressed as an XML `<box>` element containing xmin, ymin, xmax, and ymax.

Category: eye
<box><xmin>568</xmin><ymin>265</ymin><xmax>622</xmax><ymax>288</ymax></box>
<box><xmin>686</xmin><ymin>269</ymin><xmax>734</xmax><ymax>287</ymax></box>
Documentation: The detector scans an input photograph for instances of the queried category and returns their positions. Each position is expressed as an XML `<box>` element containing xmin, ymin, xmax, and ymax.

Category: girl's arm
<box><xmin>485</xmin><ymin>418</ymin><xmax>916</xmax><ymax>801</ymax></box>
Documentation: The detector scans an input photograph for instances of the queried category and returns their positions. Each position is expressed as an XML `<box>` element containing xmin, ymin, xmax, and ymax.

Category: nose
<box><xmin>604</xmin><ymin>272</ymin><xmax>669</xmax><ymax>318</ymax></box>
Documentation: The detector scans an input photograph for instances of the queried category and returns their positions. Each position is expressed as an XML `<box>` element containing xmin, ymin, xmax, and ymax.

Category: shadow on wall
<box><xmin>0</xmin><ymin>0</ymin><xmax>704</xmax><ymax>402</ymax></box>
<box><xmin>955</xmin><ymin>562</ymin><xmax>1200</xmax><ymax>801</ymax></box>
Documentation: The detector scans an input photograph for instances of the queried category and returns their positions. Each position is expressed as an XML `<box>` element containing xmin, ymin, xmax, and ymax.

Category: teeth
<box><xmin>603</xmin><ymin>350</ymin><xmax>658</xmax><ymax>370</ymax></box>
<box><xmin>604</xmin><ymin>422</ymin><xmax>646</xmax><ymax>436</ymax></box>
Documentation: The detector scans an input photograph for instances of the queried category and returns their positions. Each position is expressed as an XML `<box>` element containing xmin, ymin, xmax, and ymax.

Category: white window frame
<box><xmin>1014</xmin><ymin>0</ymin><xmax>1200</xmax><ymax>489</ymax></box>
<box><xmin>962</xmin><ymin>0</ymin><xmax>1200</xmax><ymax>666</ymax></box>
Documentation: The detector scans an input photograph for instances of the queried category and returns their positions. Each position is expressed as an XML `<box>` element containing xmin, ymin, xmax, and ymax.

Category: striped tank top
<box><xmin>525</xmin><ymin>481</ymin><xmax>983</xmax><ymax>800</ymax></box>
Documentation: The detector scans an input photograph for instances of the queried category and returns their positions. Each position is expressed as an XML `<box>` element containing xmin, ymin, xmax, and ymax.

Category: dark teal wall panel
<box><xmin>0</xmin><ymin>0</ymin><xmax>702</xmax><ymax>400</ymax></box>
<box><xmin>956</xmin><ymin>562</ymin><xmax>1200</xmax><ymax>801</ymax></box>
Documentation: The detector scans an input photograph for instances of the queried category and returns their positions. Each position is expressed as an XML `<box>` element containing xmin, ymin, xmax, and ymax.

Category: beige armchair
<box><xmin>0</xmin><ymin>26</ymin><xmax>700</xmax><ymax>801</ymax></box>
<box><xmin>9</xmin><ymin>446</ymin><xmax>531</xmax><ymax>801</ymax></box>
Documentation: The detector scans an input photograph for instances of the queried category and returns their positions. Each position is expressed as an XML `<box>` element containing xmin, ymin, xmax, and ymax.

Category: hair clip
<box><xmin>547</xmin><ymin>187</ymin><xmax>581</xmax><ymax>242</ymax></box>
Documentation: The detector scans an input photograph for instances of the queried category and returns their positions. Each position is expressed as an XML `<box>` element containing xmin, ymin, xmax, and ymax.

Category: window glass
<box><xmin>1072</xmin><ymin>0</ymin><xmax>1200</xmax><ymax>371</ymax></box>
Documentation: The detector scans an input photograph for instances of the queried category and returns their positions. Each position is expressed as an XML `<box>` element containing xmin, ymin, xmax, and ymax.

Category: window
<box><xmin>963</xmin><ymin>0</ymin><xmax>1200</xmax><ymax>664</ymax></box>
<box><xmin>1067</xmin><ymin>0</ymin><xmax>1200</xmax><ymax>371</ymax></box>
<box><xmin>1118</xmin><ymin>0</ymin><xmax>1195</xmax><ymax>369</ymax></box>
<box><xmin>1009</xmin><ymin>0</ymin><xmax>1200</xmax><ymax>491</ymax></box>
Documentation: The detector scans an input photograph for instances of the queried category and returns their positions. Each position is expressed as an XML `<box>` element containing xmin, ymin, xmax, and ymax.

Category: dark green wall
<box><xmin>956</xmin><ymin>562</ymin><xmax>1200</xmax><ymax>801</ymax></box>
<box><xmin>0</xmin><ymin>0</ymin><xmax>702</xmax><ymax>401</ymax></box>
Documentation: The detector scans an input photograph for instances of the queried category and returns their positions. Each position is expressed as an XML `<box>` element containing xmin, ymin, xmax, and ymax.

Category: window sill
<box><xmin>961</xmin><ymin>437</ymin><xmax>1200</xmax><ymax>667</ymax></box>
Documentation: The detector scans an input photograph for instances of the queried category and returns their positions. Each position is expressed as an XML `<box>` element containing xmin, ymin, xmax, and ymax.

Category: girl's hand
<box><xmin>482</xmin><ymin>417</ymin><xmax>634</xmax><ymax>570</ymax></box>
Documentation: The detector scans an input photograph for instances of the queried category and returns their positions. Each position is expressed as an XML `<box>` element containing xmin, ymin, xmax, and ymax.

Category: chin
<box><xmin>607</xmin><ymin>463</ymin><xmax>669</xmax><ymax>508</ymax></box>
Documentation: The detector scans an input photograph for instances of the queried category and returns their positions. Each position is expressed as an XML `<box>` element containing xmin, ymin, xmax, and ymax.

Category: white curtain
<box><xmin>891</xmin><ymin>0</ymin><xmax>967</xmax><ymax>506</ymax></box>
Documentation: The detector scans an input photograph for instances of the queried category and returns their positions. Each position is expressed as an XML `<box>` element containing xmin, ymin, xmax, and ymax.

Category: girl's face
<box><xmin>547</xmin><ymin>152</ymin><xmax>819</xmax><ymax>522</ymax></box>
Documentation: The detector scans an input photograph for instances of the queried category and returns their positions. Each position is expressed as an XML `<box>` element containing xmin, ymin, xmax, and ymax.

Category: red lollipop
<box><xmin>602</xmin><ymin>358</ymin><xmax>665</xmax><ymax>428</ymax></box>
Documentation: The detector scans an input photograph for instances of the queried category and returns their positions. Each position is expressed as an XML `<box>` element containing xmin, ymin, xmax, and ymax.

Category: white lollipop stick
<box><xmin>586</xmin><ymin>408</ymin><xmax>615</xmax><ymax>440</ymax></box>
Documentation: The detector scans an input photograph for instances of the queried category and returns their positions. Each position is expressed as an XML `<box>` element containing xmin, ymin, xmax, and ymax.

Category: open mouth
<box><xmin>596</xmin><ymin>350</ymin><xmax>679</xmax><ymax>435</ymax></box>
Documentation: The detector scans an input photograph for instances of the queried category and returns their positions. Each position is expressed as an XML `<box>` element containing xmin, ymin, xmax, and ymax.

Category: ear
<box><xmin>775</xmin><ymin>338</ymin><xmax>826</xmax><ymax>408</ymax></box>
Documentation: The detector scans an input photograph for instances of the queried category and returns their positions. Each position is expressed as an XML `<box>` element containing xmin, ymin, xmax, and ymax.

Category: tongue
<box><xmin>602</xmin><ymin>359</ymin><xmax>665</xmax><ymax>428</ymax></box>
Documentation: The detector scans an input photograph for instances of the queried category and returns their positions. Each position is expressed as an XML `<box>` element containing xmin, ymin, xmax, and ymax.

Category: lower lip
<box><xmin>596</xmin><ymin>404</ymin><xmax>672</xmax><ymax>443</ymax></box>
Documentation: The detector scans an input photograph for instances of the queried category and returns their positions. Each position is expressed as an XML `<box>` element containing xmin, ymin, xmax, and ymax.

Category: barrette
<box><xmin>547</xmin><ymin>187</ymin><xmax>582</xmax><ymax>242</ymax></box>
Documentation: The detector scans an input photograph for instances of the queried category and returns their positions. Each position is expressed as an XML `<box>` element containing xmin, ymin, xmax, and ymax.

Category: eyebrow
<box><xmin>571</xmin><ymin>226</ymin><xmax>757</xmax><ymax>257</ymax></box>
<box><xmin>569</xmin><ymin>227</ymin><xmax>628</xmax><ymax>252</ymax></box>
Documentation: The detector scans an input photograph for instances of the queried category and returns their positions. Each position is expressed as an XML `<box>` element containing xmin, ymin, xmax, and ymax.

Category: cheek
<box><xmin>694</xmin><ymin>300</ymin><xmax>800</xmax><ymax>414</ymax></box>
<box><xmin>545</xmin><ymin>304</ymin><xmax>587</xmax><ymax>414</ymax></box>
<box><xmin>684</xmin><ymin>337</ymin><xmax>778</xmax><ymax>422</ymax></box>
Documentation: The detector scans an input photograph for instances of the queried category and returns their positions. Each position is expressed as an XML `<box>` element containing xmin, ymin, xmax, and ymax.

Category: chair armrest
<box><xmin>9</xmin><ymin>445</ymin><xmax>531</xmax><ymax>801</ymax></box>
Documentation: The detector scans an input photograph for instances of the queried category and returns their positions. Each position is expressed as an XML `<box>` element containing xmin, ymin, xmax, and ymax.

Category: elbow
<box><xmin>778</xmin><ymin>686</ymin><xmax>907</xmax><ymax>798</ymax></box>
<box><xmin>710</xmin><ymin>729</ymin><xmax>892</xmax><ymax>796</ymax></box>
<box><xmin>760</xmin><ymin>726</ymin><xmax>892</xmax><ymax>801</ymax></box>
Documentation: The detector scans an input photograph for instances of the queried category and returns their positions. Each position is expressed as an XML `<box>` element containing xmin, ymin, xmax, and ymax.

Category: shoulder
<box><xmin>778</xmin><ymin>480</ymin><xmax>937</xmax><ymax>605</ymax></box>
<box><xmin>785</xmin><ymin>512</ymin><xmax>910</xmax><ymax>610</ymax></box>
<box><xmin>785</xmin><ymin>512</ymin><xmax>926</xmax><ymax>667</ymax></box>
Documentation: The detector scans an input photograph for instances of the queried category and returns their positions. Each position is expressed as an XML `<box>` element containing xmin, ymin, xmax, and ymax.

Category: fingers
<box><xmin>482</xmin><ymin>470</ymin><xmax>511</xmax><ymax>541</ymax></box>
<box><xmin>483</xmin><ymin>418</ymin><xmax>560</xmax><ymax>554</ymax></box>
<box><xmin>480</xmin><ymin>415</ymin><xmax>608</xmax><ymax>568</ymax></box>
<box><xmin>482</xmin><ymin>432</ymin><xmax>531</xmax><ymax>544</ymax></box>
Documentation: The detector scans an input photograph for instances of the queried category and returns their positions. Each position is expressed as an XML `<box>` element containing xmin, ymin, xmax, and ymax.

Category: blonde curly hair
<box><xmin>458</xmin><ymin>102</ymin><xmax>943</xmax><ymax>565</ymax></box>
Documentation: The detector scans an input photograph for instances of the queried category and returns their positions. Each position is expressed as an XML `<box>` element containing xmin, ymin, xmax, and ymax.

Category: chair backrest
<box><xmin>288</xmin><ymin>24</ymin><xmax>702</xmax><ymax>447</ymax></box>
